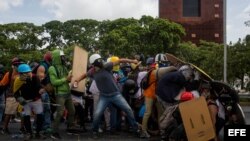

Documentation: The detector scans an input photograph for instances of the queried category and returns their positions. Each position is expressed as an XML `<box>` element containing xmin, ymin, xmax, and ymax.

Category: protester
<box><xmin>201</xmin><ymin>83</ymin><xmax>225</xmax><ymax>141</ymax></box>
<box><xmin>14</xmin><ymin>63</ymin><xmax>46</xmax><ymax>140</ymax></box>
<box><xmin>89</xmin><ymin>79</ymin><xmax>111</xmax><ymax>133</ymax></box>
<box><xmin>0</xmin><ymin>57</ymin><xmax>24</xmax><ymax>134</ymax></box>
<box><xmin>0</xmin><ymin>64</ymin><xmax>5</xmax><ymax>125</ymax></box>
<box><xmin>35</xmin><ymin>51</ymin><xmax>54</xmax><ymax>132</ymax></box>
<box><xmin>48</xmin><ymin>49</ymin><xmax>77</xmax><ymax>139</ymax></box>
<box><xmin>156</xmin><ymin>64</ymin><xmax>195</xmax><ymax>140</ymax></box>
<box><xmin>124</xmin><ymin>61</ymin><xmax>146</xmax><ymax>123</ymax></box>
<box><xmin>74</xmin><ymin>53</ymin><xmax>141</xmax><ymax>138</ymax></box>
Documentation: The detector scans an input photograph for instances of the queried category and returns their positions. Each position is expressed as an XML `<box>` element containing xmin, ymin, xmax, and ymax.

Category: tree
<box><xmin>42</xmin><ymin>20</ymin><xmax>64</xmax><ymax>49</ymax></box>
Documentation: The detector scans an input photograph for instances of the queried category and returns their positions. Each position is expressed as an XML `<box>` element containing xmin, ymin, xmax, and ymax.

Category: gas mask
<box><xmin>93</xmin><ymin>58</ymin><xmax>104</xmax><ymax>68</ymax></box>
<box><xmin>158</xmin><ymin>61</ymin><xmax>169</xmax><ymax>68</ymax></box>
<box><xmin>20</xmin><ymin>73</ymin><xmax>32</xmax><ymax>82</ymax></box>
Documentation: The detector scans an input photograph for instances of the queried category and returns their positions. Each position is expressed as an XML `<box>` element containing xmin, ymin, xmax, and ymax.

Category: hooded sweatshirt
<box><xmin>48</xmin><ymin>49</ymin><xmax>70</xmax><ymax>95</ymax></box>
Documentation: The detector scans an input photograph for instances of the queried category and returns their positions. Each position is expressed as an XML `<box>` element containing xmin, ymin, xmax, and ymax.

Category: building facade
<box><xmin>159</xmin><ymin>0</ymin><xmax>223</xmax><ymax>44</ymax></box>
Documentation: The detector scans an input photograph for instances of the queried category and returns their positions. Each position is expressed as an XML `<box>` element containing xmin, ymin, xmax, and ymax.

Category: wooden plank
<box><xmin>71</xmin><ymin>46</ymin><xmax>88</xmax><ymax>93</ymax></box>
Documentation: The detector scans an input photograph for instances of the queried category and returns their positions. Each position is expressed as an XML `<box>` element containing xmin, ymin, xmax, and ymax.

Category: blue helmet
<box><xmin>146</xmin><ymin>57</ymin><xmax>154</xmax><ymax>65</ymax></box>
<box><xmin>18</xmin><ymin>64</ymin><xmax>31</xmax><ymax>73</ymax></box>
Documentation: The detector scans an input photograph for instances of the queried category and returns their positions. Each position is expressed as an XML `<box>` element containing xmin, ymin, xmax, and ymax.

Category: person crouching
<box><xmin>13</xmin><ymin>64</ymin><xmax>46</xmax><ymax>140</ymax></box>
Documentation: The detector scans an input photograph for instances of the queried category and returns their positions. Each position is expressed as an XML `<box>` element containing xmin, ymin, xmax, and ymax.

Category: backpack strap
<box><xmin>155</xmin><ymin>69</ymin><xmax>159</xmax><ymax>93</ymax></box>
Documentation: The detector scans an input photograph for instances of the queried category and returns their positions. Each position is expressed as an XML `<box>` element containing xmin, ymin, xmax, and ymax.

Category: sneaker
<box><xmin>1</xmin><ymin>128</ymin><xmax>10</xmax><ymax>134</ymax></box>
<box><xmin>140</xmin><ymin>130</ymin><xmax>151</xmax><ymax>138</ymax></box>
<box><xmin>23</xmin><ymin>133</ymin><xmax>33</xmax><ymax>141</ymax></box>
<box><xmin>51</xmin><ymin>132</ymin><xmax>62</xmax><ymax>140</ymax></box>
<box><xmin>98</xmin><ymin>128</ymin><xmax>103</xmax><ymax>133</ymax></box>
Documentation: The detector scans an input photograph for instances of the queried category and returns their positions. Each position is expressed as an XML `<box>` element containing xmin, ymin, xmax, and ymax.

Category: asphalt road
<box><xmin>0</xmin><ymin>105</ymin><xmax>250</xmax><ymax>141</ymax></box>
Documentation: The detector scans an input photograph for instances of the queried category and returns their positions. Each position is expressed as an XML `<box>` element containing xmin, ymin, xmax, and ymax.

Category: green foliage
<box><xmin>0</xmin><ymin>15</ymin><xmax>249</xmax><ymax>88</ymax></box>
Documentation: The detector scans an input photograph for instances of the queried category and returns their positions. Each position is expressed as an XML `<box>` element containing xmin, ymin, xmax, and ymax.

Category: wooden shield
<box><xmin>166</xmin><ymin>53</ymin><xmax>213</xmax><ymax>81</ymax></box>
<box><xmin>166</xmin><ymin>53</ymin><xmax>186</xmax><ymax>67</ymax></box>
<box><xmin>71</xmin><ymin>46</ymin><xmax>88</xmax><ymax>93</ymax></box>
<box><xmin>188</xmin><ymin>63</ymin><xmax>213</xmax><ymax>81</ymax></box>
<box><xmin>179</xmin><ymin>97</ymin><xmax>216</xmax><ymax>141</ymax></box>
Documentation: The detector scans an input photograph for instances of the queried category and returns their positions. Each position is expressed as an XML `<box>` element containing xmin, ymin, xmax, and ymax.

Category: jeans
<box><xmin>92</xmin><ymin>94</ymin><xmax>137</xmax><ymax>132</ymax></box>
<box><xmin>93</xmin><ymin>94</ymin><xmax>111</xmax><ymax>130</ymax></box>
<box><xmin>0</xmin><ymin>93</ymin><xmax>5</xmax><ymax>122</ymax></box>
<box><xmin>41</xmin><ymin>93</ymin><xmax>52</xmax><ymax>129</ymax></box>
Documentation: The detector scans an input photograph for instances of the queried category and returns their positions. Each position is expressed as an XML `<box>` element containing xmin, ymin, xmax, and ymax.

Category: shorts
<box><xmin>5</xmin><ymin>97</ymin><xmax>19</xmax><ymax>115</ymax></box>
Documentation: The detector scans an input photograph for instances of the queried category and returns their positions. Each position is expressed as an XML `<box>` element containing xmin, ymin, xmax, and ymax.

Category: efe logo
<box><xmin>224</xmin><ymin>125</ymin><xmax>249</xmax><ymax>141</ymax></box>
<box><xmin>228</xmin><ymin>129</ymin><xmax>246</xmax><ymax>136</ymax></box>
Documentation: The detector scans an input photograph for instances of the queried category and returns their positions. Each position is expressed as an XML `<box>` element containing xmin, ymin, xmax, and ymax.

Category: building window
<box><xmin>214</xmin><ymin>33</ymin><xmax>219</xmax><ymax>38</ymax></box>
<box><xmin>214</xmin><ymin>4</ymin><xmax>219</xmax><ymax>8</ymax></box>
<box><xmin>191</xmin><ymin>33</ymin><xmax>196</xmax><ymax>38</ymax></box>
<box><xmin>183</xmin><ymin>0</ymin><xmax>201</xmax><ymax>17</ymax></box>
<box><xmin>214</xmin><ymin>14</ymin><xmax>219</xmax><ymax>18</ymax></box>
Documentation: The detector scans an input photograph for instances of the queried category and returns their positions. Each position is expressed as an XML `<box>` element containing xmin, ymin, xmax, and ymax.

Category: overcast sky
<box><xmin>0</xmin><ymin>0</ymin><xmax>249</xmax><ymax>44</ymax></box>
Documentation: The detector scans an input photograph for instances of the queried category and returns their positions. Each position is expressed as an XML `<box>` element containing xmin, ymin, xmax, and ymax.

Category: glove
<box><xmin>17</xmin><ymin>97</ymin><xmax>27</xmax><ymax>106</ymax></box>
<box><xmin>193</xmin><ymin>70</ymin><xmax>200</xmax><ymax>80</ymax></box>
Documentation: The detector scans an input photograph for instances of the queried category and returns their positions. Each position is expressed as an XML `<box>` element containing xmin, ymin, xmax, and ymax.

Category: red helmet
<box><xmin>180</xmin><ymin>91</ymin><xmax>194</xmax><ymax>101</ymax></box>
<box><xmin>43</xmin><ymin>51</ymin><xmax>52</xmax><ymax>62</ymax></box>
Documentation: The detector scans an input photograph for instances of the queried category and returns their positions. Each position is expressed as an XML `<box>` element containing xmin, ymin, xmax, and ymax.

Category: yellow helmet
<box><xmin>110</xmin><ymin>56</ymin><xmax>119</xmax><ymax>62</ymax></box>
<box><xmin>108</xmin><ymin>56</ymin><xmax>120</xmax><ymax>71</ymax></box>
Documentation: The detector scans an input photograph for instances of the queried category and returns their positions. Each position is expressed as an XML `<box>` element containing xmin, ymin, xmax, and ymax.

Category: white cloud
<box><xmin>0</xmin><ymin>0</ymin><xmax>23</xmax><ymax>12</ymax></box>
<box><xmin>227</xmin><ymin>2</ymin><xmax>250</xmax><ymax>43</ymax></box>
<box><xmin>40</xmin><ymin>0</ymin><xmax>158</xmax><ymax>21</ymax></box>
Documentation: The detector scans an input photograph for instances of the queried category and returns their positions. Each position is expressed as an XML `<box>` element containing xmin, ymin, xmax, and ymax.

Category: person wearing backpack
<box><xmin>139</xmin><ymin>56</ymin><xmax>157</xmax><ymax>138</ymax></box>
<box><xmin>140</xmin><ymin>54</ymin><xmax>177</xmax><ymax>138</ymax></box>
<box><xmin>0</xmin><ymin>57</ymin><xmax>24</xmax><ymax>134</ymax></box>
<box><xmin>124</xmin><ymin>61</ymin><xmax>147</xmax><ymax>123</ymax></box>
<box><xmin>156</xmin><ymin>64</ymin><xmax>196</xmax><ymax>141</ymax></box>
<box><xmin>48</xmin><ymin>49</ymin><xmax>77</xmax><ymax>139</ymax></box>
<box><xmin>35</xmin><ymin>52</ymin><xmax>53</xmax><ymax>132</ymax></box>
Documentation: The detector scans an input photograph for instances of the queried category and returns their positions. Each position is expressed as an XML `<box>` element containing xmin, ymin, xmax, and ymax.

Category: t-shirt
<box><xmin>89</xmin><ymin>80</ymin><xmax>100</xmax><ymax>95</ymax></box>
<box><xmin>132</xmin><ymin>71</ymin><xmax>147</xmax><ymax>99</ymax></box>
<box><xmin>87</xmin><ymin>62</ymin><xmax>120</xmax><ymax>96</ymax></box>
<box><xmin>156</xmin><ymin>71</ymin><xmax>187</xmax><ymax>103</ymax></box>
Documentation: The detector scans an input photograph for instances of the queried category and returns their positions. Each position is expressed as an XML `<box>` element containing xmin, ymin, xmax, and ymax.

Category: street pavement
<box><xmin>0</xmin><ymin>121</ymin><xmax>158</xmax><ymax>141</ymax></box>
<box><xmin>0</xmin><ymin>105</ymin><xmax>250</xmax><ymax>141</ymax></box>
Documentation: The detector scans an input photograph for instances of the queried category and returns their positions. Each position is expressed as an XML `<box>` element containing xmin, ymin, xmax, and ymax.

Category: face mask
<box><xmin>93</xmin><ymin>59</ymin><xmax>104</xmax><ymax>68</ymax></box>
<box><xmin>26</xmin><ymin>76</ymin><xmax>32</xmax><ymax>83</ymax></box>
<box><xmin>20</xmin><ymin>73</ymin><xmax>31</xmax><ymax>81</ymax></box>
<box><xmin>158</xmin><ymin>62</ymin><xmax>169</xmax><ymax>68</ymax></box>
<box><xmin>61</xmin><ymin>56</ymin><xmax>66</xmax><ymax>65</ymax></box>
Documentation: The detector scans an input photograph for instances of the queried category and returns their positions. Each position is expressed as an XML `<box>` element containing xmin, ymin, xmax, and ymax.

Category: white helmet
<box><xmin>155</xmin><ymin>53</ymin><xmax>168</xmax><ymax>62</ymax></box>
<box><xmin>60</xmin><ymin>50</ymin><xmax>65</xmax><ymax>56</ymax></box>
<box><xmin>179</xmin><ymin>65</ymin><xmax>193</xmax><ymax>80</ymax></box>
<box><xmin>89</xmin><ymin>54</ymin><xmax>101</xmax><ymax>64</ymax></box>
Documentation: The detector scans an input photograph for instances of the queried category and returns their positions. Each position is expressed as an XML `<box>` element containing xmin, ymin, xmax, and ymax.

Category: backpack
<box><xmin>140</xmin><ymin>68</ymin><xmax>155</xmax><ymax>90</ymax></box>
<box><xmin>0</xmin><ymin>70</ymin><xmax>13</xmax><ymax>95</ymax></box>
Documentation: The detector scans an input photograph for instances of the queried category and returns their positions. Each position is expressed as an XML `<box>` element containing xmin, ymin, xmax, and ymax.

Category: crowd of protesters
<box><xmin>0</xmin><ymin>49</ymin><xmax>227</xmax><ymax>141</ymax></box>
